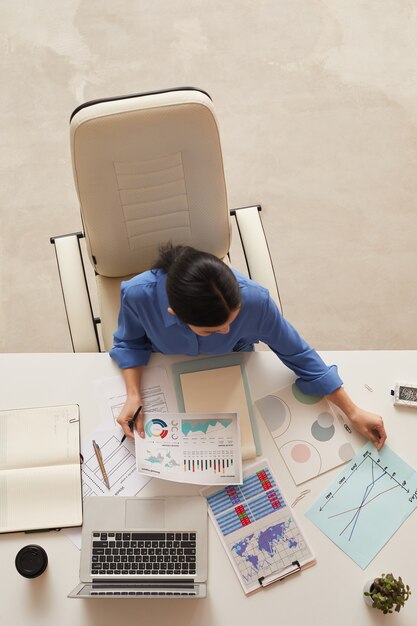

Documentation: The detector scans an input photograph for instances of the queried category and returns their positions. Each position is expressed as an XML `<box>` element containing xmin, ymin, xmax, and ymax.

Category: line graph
<box><xmin>306</xmin><ymin>442</ymin><xmax>417</xmax><ymax>568</ymax></box>
<box><xmin>329</xmin><ymin>483</ymin><xmax>400</xmax><ymax>528</ymax></box>
<box><xmin>336</xmin><ymin>460</ymin><xmax>401</xmax><ymax>541</ymax></box>
<box><xmin>321</xmin><ymin>450</ymin><xmax>408</xmax><ymax>541</ymax></box>
<box><xmin>318</xmin><ymin>451</ymin><xmax>409</xmax><ymax>512</ymax></box>
<box><xmin>181</xmin><ymin>418</ymin><xmax>233</xmax><ymax>437</ymax></box>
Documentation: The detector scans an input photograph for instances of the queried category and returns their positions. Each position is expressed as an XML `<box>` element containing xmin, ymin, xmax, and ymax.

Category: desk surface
<box><xmin>1</xmin><ymin>351</ymin><xmax>416</xmax><ymax>626</ymax></box>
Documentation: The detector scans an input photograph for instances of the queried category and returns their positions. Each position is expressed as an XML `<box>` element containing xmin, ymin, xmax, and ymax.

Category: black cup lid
<box><xmin>15</xmin><ymin>545</ymin><xmax>48</xmax><ymax>578</ymax></box>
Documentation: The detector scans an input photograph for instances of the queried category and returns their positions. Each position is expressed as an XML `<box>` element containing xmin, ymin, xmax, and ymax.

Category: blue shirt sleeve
<box><xmin>109</xmin><ymin>282</ymin><xmax>153</xmax><ymax>369</ymax></box>
<box><xmin>257</xmin><ymin>289</ymin><xmax>343</xmax><ymax>396</ymax></box>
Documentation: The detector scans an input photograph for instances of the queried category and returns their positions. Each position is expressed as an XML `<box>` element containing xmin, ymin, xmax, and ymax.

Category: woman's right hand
<box><xmin>117</xmin><ymin>395</ymin><xmax>144</xmax><ymax>440</ymax></box>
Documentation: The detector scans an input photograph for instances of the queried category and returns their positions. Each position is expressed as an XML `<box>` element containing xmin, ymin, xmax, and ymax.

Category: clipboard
<box><xmin>201</xmin><ymin>458</ymin><xmax>316</xmax><ymax>594</ymax></box>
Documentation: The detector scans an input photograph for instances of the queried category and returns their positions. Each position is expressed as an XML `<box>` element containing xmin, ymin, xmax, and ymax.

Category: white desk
<box><xmin>1</xmin><ymin>351</ymin><xmax>416</xmax><ymax>625</ymax></box>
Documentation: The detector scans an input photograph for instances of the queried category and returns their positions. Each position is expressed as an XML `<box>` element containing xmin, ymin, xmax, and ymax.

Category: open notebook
<box><xmin>0</xmin><ymin>404</ymin><xmax>82</xmax><ymax>533</ymax></box>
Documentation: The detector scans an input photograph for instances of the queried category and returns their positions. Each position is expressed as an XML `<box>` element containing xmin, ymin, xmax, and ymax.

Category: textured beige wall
<box><xmin>1</xmin><ymin>0</ymin><xmax>416</xmax><ymax>352</ymax></box>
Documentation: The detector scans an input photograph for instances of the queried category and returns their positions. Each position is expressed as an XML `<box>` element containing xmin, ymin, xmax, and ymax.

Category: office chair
<box><xmin>51</xmin><ymin>87</ymin><xmax>281</xmax><ymax>352</ymax></box>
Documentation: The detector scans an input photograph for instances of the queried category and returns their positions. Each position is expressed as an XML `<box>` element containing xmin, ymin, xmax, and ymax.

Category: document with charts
<box><xmin>134</xmin><ymin>412</ymin><xmax>242</xmax><ymax>485</ymax></box>
<box><xmin>202</xmin><ymin>459</ymin><xmax>315</xmax><ymax>594</ymax></box>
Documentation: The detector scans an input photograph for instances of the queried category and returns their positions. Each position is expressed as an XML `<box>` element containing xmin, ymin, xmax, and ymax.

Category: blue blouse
<box><xmin>110</xmin><ymin>269</ymin><xmax>342</xmax><ymax>396</ymax></box>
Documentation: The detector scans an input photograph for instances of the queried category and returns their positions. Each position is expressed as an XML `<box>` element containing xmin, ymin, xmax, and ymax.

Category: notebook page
<box><xmin>0</xmin><ymin>405</ymin><xmax>79</xmax><ymax>470</ymax></box>
<box><xmin>0</xmin><ymin>464</ymin><xmax>82</xmax><ymax>532</ymax></box>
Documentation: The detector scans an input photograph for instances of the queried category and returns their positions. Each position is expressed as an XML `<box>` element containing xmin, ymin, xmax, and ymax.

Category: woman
<box><xmin>110</xmin><ymin>243</ymin><xmax>386</xmax><ymax>449</ymax></box>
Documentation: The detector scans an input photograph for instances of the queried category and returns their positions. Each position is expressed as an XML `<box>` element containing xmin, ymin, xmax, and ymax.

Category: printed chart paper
<box><xmin>306</xmin><ymin>442</ymin><xmax>417</xmax><ymax>568</ymax></box>
<box><xmin>256</xmin><ymin>383</ymin><xmax>354</xmax><ymax>484</ymax></box>
<box><xmin>134</xmin><ymin>412</ymin><xmax>242</xmax><ymax>485</ymax></box>
<box><xmin>202</xmin><ymin>459</ymin><xmax>315</xmax><ymax>594</ymax></box>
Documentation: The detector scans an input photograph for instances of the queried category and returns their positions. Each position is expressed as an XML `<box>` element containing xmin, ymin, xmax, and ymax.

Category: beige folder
<box><xmin>179</xmin><ymin>364</ymin><xmax>257</xmax><ymax>460</ymax></box>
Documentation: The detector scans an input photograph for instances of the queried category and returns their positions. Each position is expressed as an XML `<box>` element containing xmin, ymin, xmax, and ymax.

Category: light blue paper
<box><xmin>306</xmin><ymin>442</ymin><xmax>417</xmax><ymax>568</ymax></box>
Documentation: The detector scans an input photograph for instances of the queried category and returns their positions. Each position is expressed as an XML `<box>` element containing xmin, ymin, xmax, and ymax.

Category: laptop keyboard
<box><xmin>91</xmin><ymin>532</ymin><xmax>197</xmax><ymax>576</ymax></box>
<box><xmin>90</xmin><ymin>590</ymin><xmax>197</xmax><ymax>596</ymax></box>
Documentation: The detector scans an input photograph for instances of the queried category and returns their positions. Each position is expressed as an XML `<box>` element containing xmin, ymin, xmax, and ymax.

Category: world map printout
<box><xmin>202</xmin><ymin>459</ymin><xmax>315</xmax><ymax>594</ymax></box>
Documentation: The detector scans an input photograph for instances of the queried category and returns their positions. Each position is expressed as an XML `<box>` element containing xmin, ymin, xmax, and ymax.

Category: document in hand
<box><xmin>134</xmin><ymin>412</ymin><xmax>243</xmax><ymax>485</ymax></box>
<box><xmin>0</xmin><ymin>404</ymin><xmax>82</xmax><ymax>533</ymax></box>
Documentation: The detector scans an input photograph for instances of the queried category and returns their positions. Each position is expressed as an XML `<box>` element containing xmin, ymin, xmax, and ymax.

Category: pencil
<box><xmin>92</xmin><ymin>439</ymin><xmax>110</xmax><ymax>490</ymax></box>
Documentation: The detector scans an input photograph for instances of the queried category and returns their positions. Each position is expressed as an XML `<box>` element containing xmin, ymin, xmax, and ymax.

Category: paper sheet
<box><xmin>94</xmin><ymin>365</ymin><xmax>176</xmax><ymax>426</ymax></box>
<box><xmin>306</xmin><ymin>442</ymin><xmax>417</xmax><ymax>568</ymax></box>
<box><xmin>134</xmin><ymin>412</ymin><xmax>242</xmax><ymax>485</ymax></box>
<box><xmin>256</xmin><ymin>382</ymin><xmax>354</xmax><ymax>484</ymax></box>
<box><xmin>81</xmin><ymin>425</ymin><xmax>151</xmax><ymax>497</ymax></box>
<box><xmin>179</xmin><ymin>365</ymin><xmax>256</xmax><ymax>460</ymax></box>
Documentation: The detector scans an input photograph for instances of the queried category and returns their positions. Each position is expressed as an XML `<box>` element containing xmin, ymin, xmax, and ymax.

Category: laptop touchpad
<box><xmin>125</xmin><ymin>499</ymin><xmax>165</xmax><ymax>528</ymax></box>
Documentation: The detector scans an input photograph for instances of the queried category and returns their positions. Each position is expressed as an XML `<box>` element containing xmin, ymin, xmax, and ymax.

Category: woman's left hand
<box><xmin>325</xmin><ymin>387</ymin><xmax>387</xmax><ymax>451</ymax></box>
<box><xmin>347</xmin><ymin>408</ymin><xmax>387</xmax><ymax>451</ymax></box>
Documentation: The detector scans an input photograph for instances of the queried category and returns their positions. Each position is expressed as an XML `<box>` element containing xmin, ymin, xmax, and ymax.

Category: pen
<box><xmin>92</xmin><ymin>439</ymin><xmax>110</xmax><ymax>490</ymax></box>
<box><xmin>120</xmin><ymin>405</ymin><xmax>143</xmax><ymax>444</ymax></box>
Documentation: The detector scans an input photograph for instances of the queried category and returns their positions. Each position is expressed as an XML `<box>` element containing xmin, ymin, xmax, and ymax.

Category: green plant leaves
<box><xmin>364</xmin><ymin>572</ymin><xmax>411</xmax><ymax>614</ymax></box>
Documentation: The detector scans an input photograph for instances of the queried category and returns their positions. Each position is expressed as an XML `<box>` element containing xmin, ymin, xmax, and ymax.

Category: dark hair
<box><xmin>153</xmin><ymin>243</ymin><xmax>241</xmax><ymax>326</ymax></box>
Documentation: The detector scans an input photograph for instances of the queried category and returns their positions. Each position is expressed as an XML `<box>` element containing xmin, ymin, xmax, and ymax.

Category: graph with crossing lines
<box><xmin>306</xmin><ymin>442</ymin><xmax>417</xmax><ymax>568</ymax></box>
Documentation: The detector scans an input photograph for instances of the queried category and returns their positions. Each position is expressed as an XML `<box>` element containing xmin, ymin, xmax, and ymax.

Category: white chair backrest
<box><xmin>70</xmin><ymin>88</ymin><xmax>231</xmax><ymax>278</ymax></box>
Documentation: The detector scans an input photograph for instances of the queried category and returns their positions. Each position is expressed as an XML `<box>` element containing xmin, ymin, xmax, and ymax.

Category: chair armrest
<box><xmin>50</xmin><ymin>233</ymin><xmax>100</xmax><ymax>352</ymax></box>
<box><xmin>231</xmin><ymin>205</ymin><xmax>282</xmax><ymax>312</ymax></box>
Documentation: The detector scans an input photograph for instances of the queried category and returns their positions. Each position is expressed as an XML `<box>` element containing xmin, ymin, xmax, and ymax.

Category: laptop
<box><xmin>68</xmin><ymin>496</ymin><xmax>207</xmax><ymax>598</ymax></box>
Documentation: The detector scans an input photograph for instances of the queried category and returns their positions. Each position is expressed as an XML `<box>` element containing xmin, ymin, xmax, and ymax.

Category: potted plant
<box><xmin>363</xmin><ymin>572</ymin><xmax>411</xmax><ymax>614</ymax></box>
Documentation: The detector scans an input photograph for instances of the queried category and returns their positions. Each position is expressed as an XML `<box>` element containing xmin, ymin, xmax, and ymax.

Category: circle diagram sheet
<box><xmin>255</xmin><ymin>382</ymin><xmax>354</xmax><ymax>485</ymax></box>
<box><xmin>306</xmin><ymin>441</ymin><xmax>417</xmax><ymax>568</ymax></box>
<box><xmin>134</xmin><ymin>412</ymin><xmax>242</xmax><ymax>485</ymax></box>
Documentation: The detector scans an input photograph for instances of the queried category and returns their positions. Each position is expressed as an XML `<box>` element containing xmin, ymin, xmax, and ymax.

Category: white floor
<box><xmin>1</xmin><ymin>1</ymin><xmax>417</xmax><ymax>352</ymax></box>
